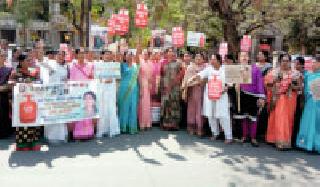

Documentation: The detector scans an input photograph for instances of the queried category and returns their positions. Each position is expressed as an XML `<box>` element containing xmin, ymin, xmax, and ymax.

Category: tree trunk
<box><xmin>24</xmin><ymin>24</ymin><xmax>27</xmax><ymax>48</ymax></box>
<box><xmin>85</xmin><ymin>0</ymin><xmax>91</xmax><ymax>48</ymax></box>
<box><xmin>222</xmin><ymin>17</ymin><xmax>240</xmax><ymax>56</ymax></box>
<box><xmin>80</xmin><ymin>0</ymin><xmax>85</xmax><ymax>47</ymax></box>
<box><xmin>208</xmin><ymin>0</ymin><xmax>240</xmax><ymax>55</ymax></box>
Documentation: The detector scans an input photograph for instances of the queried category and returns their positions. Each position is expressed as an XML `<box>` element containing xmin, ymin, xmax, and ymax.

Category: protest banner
<box><xmin>94</xmin><ymin>61</ymin><xmax>121</xmax><ymax>79</ymax></box>
<box><xmin>224</xmin><ymin>65</ymin><xmax>252</xmax><ymax>84</ymax></box>
<box><xmin>13</xmin><ymin>81</ymin><xmax>99</xmax><ymax>127</ymax></box>
<box><xmin>187</xmin><ymin>31</ymin><xmax>205</xmax><ymax>47</ymax></box>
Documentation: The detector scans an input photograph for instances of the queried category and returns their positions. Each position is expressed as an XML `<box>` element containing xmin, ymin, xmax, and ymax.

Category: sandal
<box><xmin>251</xmin><ymin>139</ymin><xmax>259</xmax><ymax>147</ymax></box>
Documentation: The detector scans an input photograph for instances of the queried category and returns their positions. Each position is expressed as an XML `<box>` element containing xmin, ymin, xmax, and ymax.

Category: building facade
<box><xmin>0</xmin><ymin>0</ymin><xmax>78</xmax><ymax>49</ymax></box>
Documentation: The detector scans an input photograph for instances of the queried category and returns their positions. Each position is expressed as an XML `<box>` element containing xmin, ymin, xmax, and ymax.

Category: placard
<box><xmin>59</xmin><ymin>43</ymin><xmax>72</xmax><ymax>62</ymax></box>
<box><xmin>116</xmin><ymin>9</ymin><xmax>129</xmax><ymax>35</ymax></box>
<box><xmin>94</xmin><ymin>61</ymin><xmax>121</xmax><ymax>79</ymax></box>
<box><xmin>135</xmin><ymin>3</ymin><xmax>148</xmax><ymax>28</ymax></box>
<box><xmin>219</xmin><ymin>42</ymin><xmax>228</xmax><ymax>59</ymax></box>
<box><xmin>13</xmin><ymin>81</ymin><xmax>99</xmax><ymax>127</ymax></box>
<box><xmin>240</xmin><ymin>35</ymin><xmax>252</xmax><ymax>52</ymax></box>
<box><xmin>187</xmin><ymin>31</ymin><xmax>205</xmax><ymax>47</ymax></box>
<box><xmin>304</xmin><ymin>57</ymin><xmax>313</xmax><ymax>72</ymax></box>
<box><xmin>107</xmin><ymin>14</ymin><xmax>116</xmax><ymax>36</ymax></box>
<box><xmin>164</xmin><ymin>35</ymin><xmax>172</xmax><ymax>49</ymax></box>
<box><xmin>310</xmin><ymin>78</ymin><xmax>320</xmax><ymax>101</ymax></box>
<box><xmin>224</xmin><ymin>65</ymin><xmax>252</xmax><ymax>84</ymax></box>
<box><xmin>172</xmin><ymin>27</ymin><xmax>184</xmax><ymax>48</ymax></box>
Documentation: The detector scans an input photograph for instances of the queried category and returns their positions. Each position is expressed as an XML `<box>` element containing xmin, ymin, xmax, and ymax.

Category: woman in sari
<box><xmin>69</xmin><ymin>50</ymin><xmax>95</xmax><ymax>140</ymax></box>
<box><xmin>255</xmin><ymin>52</ymin><xmax>272</xmax><ymax>141</ymax></box>
<box><xmin>296</xmin><ymin>57</ymin><xmax>320</xmax><ymax>153</ymax></box>
<box><xmin>0</xmin><ymin>52</ymin><xmax>13</xmax><ymax>138</ymax></box>
<box><xmin>138</xmin><ymin>51</ymin><xmax>152</xmax><ymax>130</ymax></box>
<box><xmin>160</xmin><ymin>48</ymin><xmax>184</xmax><ymax>130</ymax></box>
<box><xmin>266</xmin><ymin>54</ymin><xmax>301</xmax><ymax>150</ymax></box>
<box><xmin>182</xmin><ymin>53</ymin><xmax>205</xmax><ymax>136</ymax></box>
<box><xmin>118</xmin><ymin>52</ymin><xmax>140</xmax><ymax>134</ymax></box>
<box><xmin>15</xmin><ymin>54</ymin><xmax>42</xmax><ymax>151</ymax></box>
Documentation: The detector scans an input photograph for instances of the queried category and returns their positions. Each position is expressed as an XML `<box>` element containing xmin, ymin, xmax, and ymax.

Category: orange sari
<box><xmin>266</xmin><ymin>70</ymin><xmax>298</xmax><ymax>148</ymax></box>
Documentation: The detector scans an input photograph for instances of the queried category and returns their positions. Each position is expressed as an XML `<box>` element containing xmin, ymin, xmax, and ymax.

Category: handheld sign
<box><xmin>187</xmin><ymin>31</ymin><xmax>205</xmax><ymax>47</ymax></box>
<box><xmin>240</xmin><ymin>35</ymin><xmax>252</xmax><ymax>52</ymax></box>
<box><xmin>219</xmin><ymin>42</ymin><xmax>228</xmax><ymax>60</ymax></box>
<box><xmin>172</xmin><ymin>27</ymin><xmax>185</xmax><ymax>48</ymax></box>
<box><xmin>135</xmin><ymin>3</ymin><xmax>148</xmax><ymax>28</ymax></box>
<box><xmin>208</xmin><ymin>75</ymin><xmax>223</xmax><ymax>101</ymax></box>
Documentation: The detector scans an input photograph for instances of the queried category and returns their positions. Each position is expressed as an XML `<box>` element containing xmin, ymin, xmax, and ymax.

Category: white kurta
<box><xmin>198</xmin><ymin>65</ymin><xmax>230</xmax><ymax>118</ymax></box>
<box><xmin>198</xmin><ymin>65</ymin><xmax>232</xmax><ymax>139</ymax></box>
<box><xmin>41</xmin><ymin>59</ymin><xmax>68</xmax><ymax>143</ymax></box>
<box><xmin>96</xmin><ymin>61</ymin><xmax>120</xmax><ymax>138</ymax></box>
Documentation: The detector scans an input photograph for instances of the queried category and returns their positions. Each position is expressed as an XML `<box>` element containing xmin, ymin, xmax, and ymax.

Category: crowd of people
<box><xmin>0</xmin><ymin>41</ymin><xmax>320</xmax><ymax>154</ymax></box>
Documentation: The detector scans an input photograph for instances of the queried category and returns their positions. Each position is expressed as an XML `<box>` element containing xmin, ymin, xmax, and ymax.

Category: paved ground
<box><xmin>0</xmin><ymin>128</ymin><xmax>319</xmax><ymax>187</ymax></box>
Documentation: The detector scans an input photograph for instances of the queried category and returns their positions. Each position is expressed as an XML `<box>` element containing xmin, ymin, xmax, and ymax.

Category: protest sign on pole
<box><xmin>117</xmin><ymin>9</ymin><xmax>129</xmax><ymax>35</ymax></box>
<box><xmin>187</xmin><ymin>31</ymin><xmax>205</xmax><ymax>47</ymax></box>
<box><xmin>240</xmin><ymin>35</ymin><xmax>252</xmax><ymax>52</ymax></box>
<box><xmin>164</xmin><ymin>35</ymin><xmax>172</xmax><ymax>49</ymax></box>
<box><xmin>107</xmin><ymin>14</ymin><xmax>116</xmax><ymax>36</ymax></box>
<box><xmin>151</xmin><ymin>30</ymin><xmax>166</xmax><ymax>48</ymax></box>
<box><xmin>135</xmin><ymin>3</ymin><xmax>148</xmax><ymax>28</ymax></box>
<box><xmin>219</xmin><ymin>42</ymin><xmax>228</xmax><ymax>60</ymax></box>
<box><xmin>172</xmin><ymin>27</ymin><xmax>184</xmax><ymax>48</ymax></box>
<box><xmin>59</xmin><ymin>43</ymin><xmax>72</xmax><ymax>62</ymax></box>
<box><xmin>90</xmin><ymin>25</ymin><xmax>108</xmax><ymax>50</ymax></box>
<box><xmin>224</xmin><ymin>65</ymin><xmax>252</xmax><ymax>84</ymax></box>
<box><xmin>13</xmin><ymin>81</ymin><xmax>99</xmax><ymax>127</ymax></box>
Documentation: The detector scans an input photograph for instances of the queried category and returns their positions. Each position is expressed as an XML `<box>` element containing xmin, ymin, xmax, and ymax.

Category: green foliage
<box><xmin>14</xmin><ymin>0</ymin><xmax>49</xmax><ymax>25</ymax></box>
<box><xmin>1</xmin><ymin>0</ymin><xmax>318</xmax><ymax>52</ymax></box>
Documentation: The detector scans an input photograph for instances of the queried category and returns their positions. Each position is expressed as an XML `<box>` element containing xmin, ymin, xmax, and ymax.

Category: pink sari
<box><xmin>138</xmin><ymin>60</ymin><xmax>152</xmax><ymax>128</ymax></box>
<box><xmin>69</xmin><ymin>63</ymin><xmax>95</xmax><ymax>139</ymax></box>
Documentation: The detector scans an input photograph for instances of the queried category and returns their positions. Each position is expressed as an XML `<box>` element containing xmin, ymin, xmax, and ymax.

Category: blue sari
<box><xmin>117</xmin><ymin>63</ymin><xmax>139</xmax><ymax>134</ymax></box>
<box><xmin>296</xmin><ymin>71</ymin><xmax>320</xmax><ymax>153</ymax></box>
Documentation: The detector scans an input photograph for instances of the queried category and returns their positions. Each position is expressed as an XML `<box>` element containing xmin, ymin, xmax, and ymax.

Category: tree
<box><xmin>208</xmin><ymin>0</ymin><xmax>319</xmax><ymax>54</ymax></box>
<box><xmin>14</xmin><ymin>0</ymin><xmax>48</xmax><ymax>47</ymax></box>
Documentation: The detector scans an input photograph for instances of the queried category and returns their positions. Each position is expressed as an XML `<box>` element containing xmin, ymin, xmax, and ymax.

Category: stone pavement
<box><xmin>0</xmin><ymin>128</ymin><xmax>319</xmax><ymax>187</ymax></box>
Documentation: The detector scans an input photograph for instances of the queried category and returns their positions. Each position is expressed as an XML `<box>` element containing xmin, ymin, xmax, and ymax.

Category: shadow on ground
<box><xmin>1</xmin><ymin>127</ymin><xmax>319</xmax><ymax>181</ymax></box>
